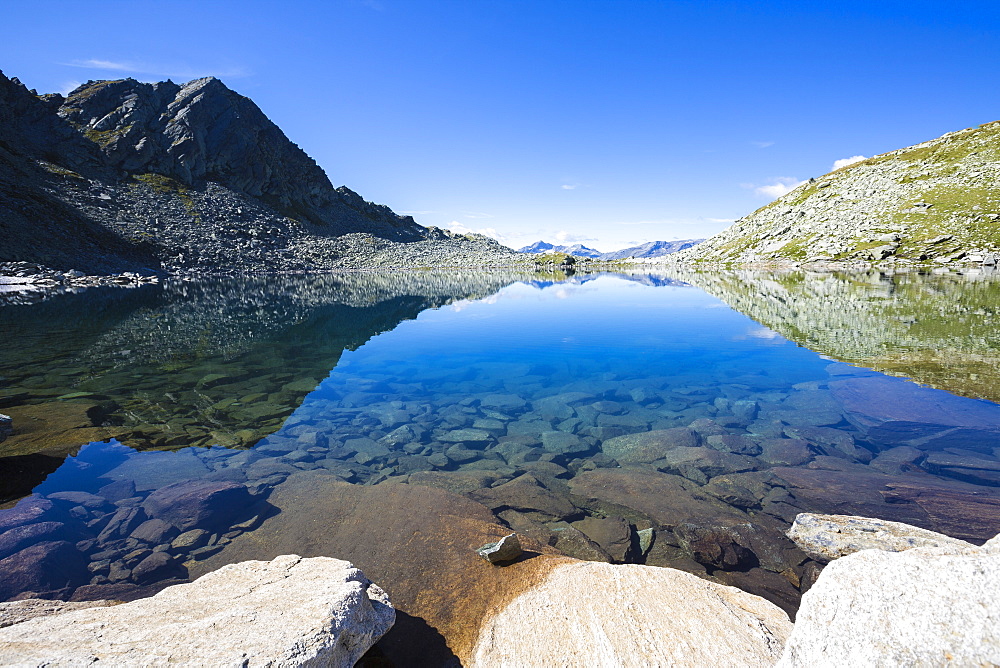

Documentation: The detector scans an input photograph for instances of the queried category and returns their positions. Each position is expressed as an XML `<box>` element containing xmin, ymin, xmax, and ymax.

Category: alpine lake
<box><xmin>2</xmin><ymin>267</ymin><xmax>1000</xmax><ymax>663</ymax></box>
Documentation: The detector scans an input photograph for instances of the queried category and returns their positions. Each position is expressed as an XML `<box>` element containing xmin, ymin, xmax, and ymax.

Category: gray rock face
<box><xmin>779</xmin><ymin>532</ymin><xmax>1000</xmax><ymax>666</ymax></box>
<box><xmin>0</xmin><ymin>555</ymin><xmax>394</xmax><ymax>667</ymax></box>
<box><xmin>58</xmin><ymin>77</ymin><xmax>425</xmax><ymax>241</ymax></box>
<box><xmin>471</xmin><ymin>561</ymin><xmax>791</xmax><ymax>666</ymax></box>
<box><xmin>787</xmin><ymin>512</ymin><xmax>974</xmax><ymax>563</ymax></box>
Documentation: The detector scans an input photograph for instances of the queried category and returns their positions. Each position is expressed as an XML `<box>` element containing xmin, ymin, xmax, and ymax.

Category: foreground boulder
<box><xmin>787</xmin><ymin>512</ymin><xmax>974</xmax><ymax>562</ymax></box>
<box><xmin>471</xmin><ymin>560</ymin><xmax>791</xmax><ymax>666</ymax></box>
<box><xmin>0</xmin><ymin>555</ymin><xmax>393</xmax><ymax>667</ymax></box>
<box><xmin>779</xmin><ymin>533</ymin><xmax>1000</xmax><ymax>666</ymax></box>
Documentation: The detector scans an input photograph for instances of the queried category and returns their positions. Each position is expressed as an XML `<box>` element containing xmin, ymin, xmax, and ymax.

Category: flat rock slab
<box><xmin>779</xmin><ymin>535</ymin><xmax>1000</xmax><ymax>666</ymax></box>
<box><xmin>0</xmin><ymin>555</ymin><xmax>394</xmax><ymax>667</ymax></box>
<box><xmin>471</xmin><ymin>561</ymin><xmax>791</xmax><ymax>667</ymax></box>
<box><xmin>830</xmin><ymin>376</ymin><xmax>1000</xmax><ymax>430</ymax></box>
<box><xmin>773</xmin><ymin>467</ymin><xmax>1000</xmax><ymax>542</ymax></box>
<box><xmin>600</xmin><ymin>427</ymin><xmax>698</xmax><ymax>463</ymax></box>
<box><xmin>788</xmin><ymin>512</ymin><xmax>974</xmax><ymax>562</ymax></box>
<box><xmin>569</xmin><ymin>468</ymin><xmax>747</xmax><ymax>527</ymax></box>
<box><xmin>0</xmin><ymin>599</ymin><xmax>115</xmax><ymax>628</ymax></box>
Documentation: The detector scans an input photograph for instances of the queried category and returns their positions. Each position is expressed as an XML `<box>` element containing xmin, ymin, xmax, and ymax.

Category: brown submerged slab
<box><xmin>772</xmin><ymin>466</ymin><xmax>1000</xmax><ymax>542</ymax></box>
<box><xmin>188</xmin><ymin>470</ymin><xmax>570</xmax><ymax>666</ymax></box>
<box><xmin>568</xmin><ymin>467</ymin><xmax>748</xmax><ymax>527</ymax></box>
<box><xmin>829</xmin><ymin>376</ymin><xmax>1000</xmax><ymax>430</ymax></box>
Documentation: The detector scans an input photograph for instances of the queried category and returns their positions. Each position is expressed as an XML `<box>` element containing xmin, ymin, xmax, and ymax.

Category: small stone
<box><xmin>637</xmin><ymin>528</ymin><xmax>655</xmax><ymax>557</ymax></box>
<box><xmin>476</xmin><ymin>533</ymin><xmax>522</xmax><ymax>564</ymax></box>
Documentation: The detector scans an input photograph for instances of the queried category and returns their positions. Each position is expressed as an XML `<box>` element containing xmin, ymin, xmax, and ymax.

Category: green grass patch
<box><xmin>83</xmin><ymin>123</ymin><xmax>133</xmax><ymax>148</ymax></box>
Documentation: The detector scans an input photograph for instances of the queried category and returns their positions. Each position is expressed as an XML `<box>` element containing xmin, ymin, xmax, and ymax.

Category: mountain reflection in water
<box><xmin>0</xmin><ymin>269</ymin><xmax>998</xmax><ymax>662</ymax></box>
<box><xmin>676</xmin><ymin>267</ymin><xmax>1000</xmax><ymax>404</ymax></box>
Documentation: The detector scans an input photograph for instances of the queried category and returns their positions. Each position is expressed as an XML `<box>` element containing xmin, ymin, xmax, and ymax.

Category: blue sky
<box><xmin>4</xmin><ymin>1</ymin><xmax>1000</xmax><ymax>251</ymax></box>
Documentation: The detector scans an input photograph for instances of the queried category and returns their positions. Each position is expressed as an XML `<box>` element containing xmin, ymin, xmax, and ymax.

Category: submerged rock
<box><xmin>471</xmin><ymin>561</ymin><xmax>791</xmax><ymax>666</ymax></box>
<box><xmin>599</xmin><ymin>427</ymin><xmax>698</xmax><ymax>463</ymax></box>
<box><xmin>787</xmin><ymin>512</ymin><xmax>974</xmax><ymax>563</ymax></box>
<box><xmin>476</xmin><ymin>533</ymin><xmax>523</xmax><ymax>564</ymax></box>
<box><xmin>0</xmin><ymin>555</ymin><xmax>394</xmax><ymax>667</ymax></box>
<box><xmin>140</xmin><ymin>479</ymin><xmax>252</xmax><ymax>532</ymax></box>
<box><xmin>0</xmin><ymin>540</ymin><xmax>88</xmax><ymax>600</ymax></box>
<box><xmin>779</xmin><ymin>532</ymin><xmax>1000</xmax><ymax>666</ymax></box>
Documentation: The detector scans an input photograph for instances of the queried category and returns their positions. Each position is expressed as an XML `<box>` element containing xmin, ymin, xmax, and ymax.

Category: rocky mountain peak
<box><xmin>56</xmin><ymin>76</ymin><xmax>424</xmax><ymax>240</ymax></box>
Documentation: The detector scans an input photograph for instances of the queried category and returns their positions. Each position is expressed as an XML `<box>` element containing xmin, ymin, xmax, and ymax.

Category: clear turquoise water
<box><xmin>2</xmin><ymin>270</ymin><xmax>999</xmax><ymax>611</ymax></box>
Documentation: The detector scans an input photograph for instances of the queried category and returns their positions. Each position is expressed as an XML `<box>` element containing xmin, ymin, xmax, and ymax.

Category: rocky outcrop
<box><xmin>779</xmin><ymin>532</ymin><xmax>1000</xmax><ymax>666</ymax></box>
<box><xmin>58</xmin><ymin>77</ymin><xmax>424</xmax><ymax>241</ymax></box>
<box><xmin>787</xmin><ymin>512</ymin><xmax>974</xmax><ymax>563</ymax></box>
<box><xmin>674</xmin><ymin>120</ymin><xmax>1000</xmax><ymax>265</ymax></box>
<box><xmin>0</xmin><ymin>69</ymin><xmax>523</xmax><ymax>272</ymax></box>
<box><xmin>471</xmin><ymin>560</ymin><xmax>791</xmax><ymax>666</ymax></box>
<box><xmin>0</xmin><ymin>555</ymin><xmax>394</xmax><ymax>666</ymax></box>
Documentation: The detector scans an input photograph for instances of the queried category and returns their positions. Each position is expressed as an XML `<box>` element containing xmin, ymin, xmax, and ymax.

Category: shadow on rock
<box><xmin>362</xmin><ymin>609</ymin><xmax>461</xmax><ymax>668</ymax></box>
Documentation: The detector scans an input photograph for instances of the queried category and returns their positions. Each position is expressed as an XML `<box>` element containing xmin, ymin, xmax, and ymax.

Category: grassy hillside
<box><xmin>676</xmin><ymin>120</ymin><xmax>1000</xmax><ymax>265</ymax></box>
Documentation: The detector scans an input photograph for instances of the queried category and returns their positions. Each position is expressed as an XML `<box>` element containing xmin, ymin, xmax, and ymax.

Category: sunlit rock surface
<box><xmin>0</xmin><ymin>555</ymin><xmax>394</xmax><ymax>667</ymax></box>
<box><xmin>471</xmin><ymin>560</ymin><xmax>791</xmax><ymax>667</ymax></box>
<box><xmin>779</xmin><ymin>532</ymin><xmax>1000</xmax><ymax>666</ymax></box>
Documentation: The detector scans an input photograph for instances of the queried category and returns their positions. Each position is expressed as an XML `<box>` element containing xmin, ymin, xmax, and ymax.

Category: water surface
<box><xmin>2</xmin><ymin>269</ymin><xmax>999</xmax><ymax>622</ymax></box>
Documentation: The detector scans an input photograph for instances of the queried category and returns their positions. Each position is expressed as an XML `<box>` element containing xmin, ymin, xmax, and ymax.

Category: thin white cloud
<box><xmin>61</xmin><ymin>59</ymin><xmax>249</xmax><ymax>80</ymax></box>
<box><xmin>561</xmin><ymin>184</ymin><xmax>578</xmax><ymax>190</ymax></box>
<box><xmin>69</xmin><ymin>59</ymin><xmax>134</xmax><ymax>72</ymax></box>
<box><xmin>59</xmin><ymin>80</ymin><xmax>83</xmax><ymax>96</ymax></box>
<box><xmin>753</xmin><ymin>177</ymin><xmax>807</xmax><ymax>199</ymax></box>
<box><xmin>445</xmin><ymin>221</ymin><xmax>506</xmax><ymax>243</ymax></box>
<box><xmin>751</xmin><ymin>141</ymin><xmax>775</xmax><ymax>148</ymax></box>
<box><xmin>832</xmin><ymin>155</ymin><xmax>866</xmax><ymax>170</ymax></box>
<box><xmin>554</xmin><ymin>230</ymin><xmax>596</xmax><ymax>243</ymax></box>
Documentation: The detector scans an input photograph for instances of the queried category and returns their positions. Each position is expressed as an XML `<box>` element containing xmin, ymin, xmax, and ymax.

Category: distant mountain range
<box><xmin>518</xmin><ymin>239</ymin><xmax>704</xmax><ymax>260</ymax></box>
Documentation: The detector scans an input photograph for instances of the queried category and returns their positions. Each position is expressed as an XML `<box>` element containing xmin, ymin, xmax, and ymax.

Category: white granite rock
<box><xmin>471</xmin><ymin>560</ymin><xmax>791</xmax><ymax>667</ymax></box>
<box><xmin>0</xmin><ymin>599</ymin><xmax>115</xmax><ymax>628</ymax></box>
<box><xmin>779</xmin><ymin>534</ymin><xmax>1000</xmax><ymax>666</ymax></box>
<box><xmin>0</xmin><ymin>555</ymin><xmax>394</xmax><ymax>667</ymax></box>
<box><xmin>787</xmin><ymin>512</ymin><xmax>974</xmax><ymax>562</ymax></box>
